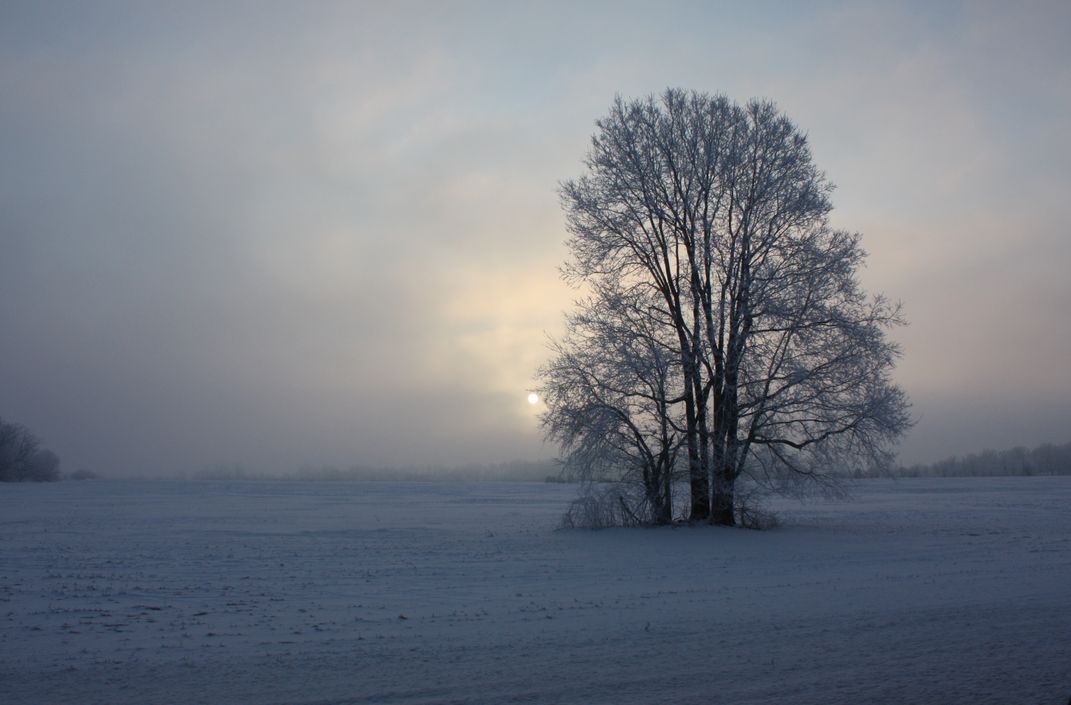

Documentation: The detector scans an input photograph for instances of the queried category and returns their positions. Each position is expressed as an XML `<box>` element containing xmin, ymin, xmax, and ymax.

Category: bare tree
<box><xmin>0</xmin><ymin>417</ymin><xmax>50</xmax><ymax>482</ymax></box>
<box><xmin>551</xmin><ymin>89</ymin><xmax>910</xmax><ymax>526</ymax></box>
<box><xmin>539</xmin><ymin>283</ymin><xmax>683</xmax><ymax>525</ymax></box>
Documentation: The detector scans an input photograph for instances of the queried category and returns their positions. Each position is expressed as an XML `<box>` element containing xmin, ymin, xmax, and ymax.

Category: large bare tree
<box><xmin>547</xmin><ymin>89</ymin><xmax>910</xmax><ymax>526</ymax></box>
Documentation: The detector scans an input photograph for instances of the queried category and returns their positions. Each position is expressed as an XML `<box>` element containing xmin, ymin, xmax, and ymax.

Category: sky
<box><xmin>2</xmin><ymin>1</ymin><xmax>1069</xmax><ymax>476</ymax></box>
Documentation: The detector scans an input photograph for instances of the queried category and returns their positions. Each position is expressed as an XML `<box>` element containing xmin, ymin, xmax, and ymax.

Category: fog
<box><xmin>2</xmin><ymin>2</ymin><xmax>1069</xmax><ymax>476</ymax></box>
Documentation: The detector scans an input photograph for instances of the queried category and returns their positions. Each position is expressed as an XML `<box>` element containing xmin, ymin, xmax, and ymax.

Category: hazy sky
<box><xmin>2</xmin><ymin>1</ymin><xmax>1069</xmax><ymax>475</ymax></box>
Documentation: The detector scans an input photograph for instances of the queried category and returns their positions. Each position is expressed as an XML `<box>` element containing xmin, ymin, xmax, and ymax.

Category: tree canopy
<box><xmin>539</xmin><ymin>89</ymin><xmax>911</xmax><ymax>526</ymax></box>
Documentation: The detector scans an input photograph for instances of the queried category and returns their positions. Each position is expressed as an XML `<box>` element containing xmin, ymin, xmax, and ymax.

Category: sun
<box><xmin>527</xmin><ymin>392</ymin><xmax>539</xmax><ymax>405</ymax></box>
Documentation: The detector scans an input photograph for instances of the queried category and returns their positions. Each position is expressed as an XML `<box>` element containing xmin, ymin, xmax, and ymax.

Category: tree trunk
<box><xmin>686</xmin><ymin>398</ymin><xmax>710</xmax><ymax>521</ymax></box>
<box><xmin>711</xmin><ymin>356</ymin><xmax>741</xmax><ymax>525</ymax></box>
<box><xmin>646</xmin><ymin>469</ymin><xmax>672</xmax><ymax>525</ymax></box>
<box><xmin>661</xmin><ymin>466</ymin><xmax>673</xmax><ymax>524</ymax></box>
<box><xmin>692</xmin><ymin>357</ymin><xmax>712</xmax><ymax>522</ymax></box>
<box><xmin>679</xmin><ymin>354</ymin><xmax>710</xmax><ymax>522</ymax></box>
<box><xmin>710</xmin><ymin>468</ymin><xmax>735</xmax><ymax>526</ymax></box>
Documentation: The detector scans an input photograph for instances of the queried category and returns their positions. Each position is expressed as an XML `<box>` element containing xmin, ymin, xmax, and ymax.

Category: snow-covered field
<box><xmin>1</xmin><ymin>477</ymin><xmax>1068</xmax><ymax>705</ymax></box>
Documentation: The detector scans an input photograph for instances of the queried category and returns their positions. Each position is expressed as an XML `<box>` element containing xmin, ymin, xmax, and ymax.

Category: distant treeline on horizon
<box><xmin>186</xmin><ymin>440</ymin><xmax>1071</xmax><ymax>484</ymax></box>
<box><xmin>12</xmin><ymin>440</ymin><xmax>1070</xmax><ymax>484</ymax></box>
<box><xmin>896</xmin><ymin>441</ymin><xmax>1071</xmax><ymax>478</ymax></box>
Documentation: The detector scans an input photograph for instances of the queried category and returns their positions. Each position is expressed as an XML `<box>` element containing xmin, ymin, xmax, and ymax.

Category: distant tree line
<box><xmin>898</xmin><ymin>441</ymin><xmax>1071</xmax><ymax>477</ymax></box>
<box><xmin>0</xmin><ymin>417</ymin><xmax>61</xmax><ymax>482</ymax></box>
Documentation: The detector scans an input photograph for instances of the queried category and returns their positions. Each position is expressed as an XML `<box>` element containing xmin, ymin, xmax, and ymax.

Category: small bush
<box><xmin>560</xmin><ymin>483</ymin><xmax>645</xmax><ymax>529</ymax></box>
<box><xmin>733</xmin><ymin>485</ymin><xmax>779</xmax><ymax>530</ymax></box>
<box><xmin>736</xmin><ymin>501</ymin><xmax>779</xmax><ymax>530</ymax></box>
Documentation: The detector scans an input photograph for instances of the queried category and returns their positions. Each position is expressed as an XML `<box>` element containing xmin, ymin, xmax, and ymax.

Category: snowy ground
<box><xmin>1</xmin><ymin>477</ymin><xmax>1068</xmax><ymax>705</ymax></box>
